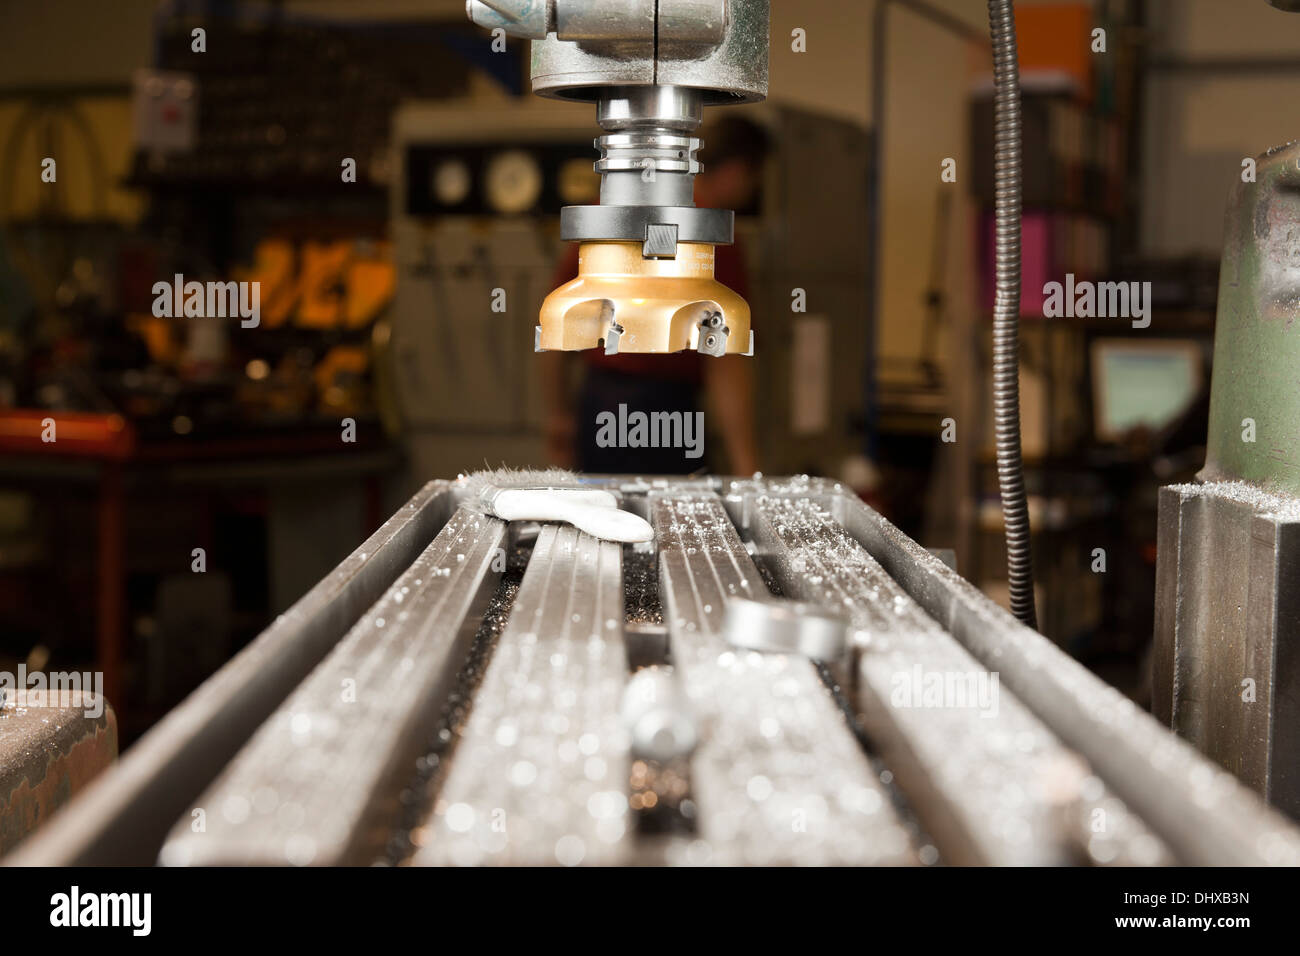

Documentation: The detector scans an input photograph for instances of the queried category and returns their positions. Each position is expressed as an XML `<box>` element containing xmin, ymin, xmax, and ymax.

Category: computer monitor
<box><xmin>1091</xmin><ymin>339</ymin><xmax>1204</xmax><ymax>441</ymax></box>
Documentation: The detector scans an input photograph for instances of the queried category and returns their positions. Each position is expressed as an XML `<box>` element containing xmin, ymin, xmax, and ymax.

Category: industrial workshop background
<box><xmin>1</xmin><ymin>0</ymin><xmax>1299</xmax><ymax>864</ymax></box>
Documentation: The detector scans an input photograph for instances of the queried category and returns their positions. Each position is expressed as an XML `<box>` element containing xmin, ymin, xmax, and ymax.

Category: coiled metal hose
<box><xmin>987</xmin><ymin>0</ymin><xmax>1037</xmax><ymax>628</ymax></box>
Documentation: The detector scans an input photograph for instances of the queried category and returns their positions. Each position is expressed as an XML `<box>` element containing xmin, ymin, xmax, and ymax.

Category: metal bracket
<box><xmin>643</xmin><ymin>222</ymin><xmax>679</xmax><ymax>259</ymax></box>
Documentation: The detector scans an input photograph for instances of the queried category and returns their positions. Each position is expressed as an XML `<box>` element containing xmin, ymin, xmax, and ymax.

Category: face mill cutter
<box><xmin>465</xmin><ymin>0</ymin><xmax>769</xmax><ymax>356</ymax></box>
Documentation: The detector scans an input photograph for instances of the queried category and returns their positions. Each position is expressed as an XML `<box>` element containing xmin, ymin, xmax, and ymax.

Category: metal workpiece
<box><xmin>722</xmin><ymin>597</ymin><xmax>850</xmax><ymax>662</ymax></box>
<box><xmin>651</xmin><ymin>492</ymin><xmax>920</xmax><ymax>865</ymax></box>
<box><xmin>744</xmin><ymin>493</ymin><xmax>1166</xmax><ymax>866</ymax></box>
<box><xmin>159</xmin><ymin>508</ymin><xmax>508</xmax><ymax>866</ymax></box>
<box><xmin>1202</xmin><ymin>140</ymin><xmax>1300</xmax><ymax>496</ymax></box>
<box><xmin>1154</xmin><ymin>480</ymin><xmax>1300</xmax><ymax>818</ymax></box>
<box><xmin>10</xmin><ymin>480</ymin><xmax>460</xmax><ymax>866</ymax></box>
<box><xmin>415</xmin><ymin>525</ymin><xmax>632</xmax><ymax>866</ymax></box>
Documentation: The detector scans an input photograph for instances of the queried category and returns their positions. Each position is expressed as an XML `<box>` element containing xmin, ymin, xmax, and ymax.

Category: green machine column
<box><xmin>1202</xmin><ymin>140</ymin><xmax>1300</xmax><ymax>495</ymax></box>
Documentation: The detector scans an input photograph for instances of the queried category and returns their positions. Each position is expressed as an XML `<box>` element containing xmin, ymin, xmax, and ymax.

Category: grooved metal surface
<box><xmin>158</xmin><ymin>507</ymin><xmax>506</xmax><ymax>866</ymax></box>
<box><xmin>10</xmin><ymin>479</ymin><xmax>457</xmax><ymax>867</ymax></box>
<box><xmin>815</xmin><ymin>474</ymin><xmax>1300</xmax><ymax>866</ymax></box>
<box><xmin>749</xmin><ymin>494</ymin><xmax>1167</xmax><ymax>866</ymax></box>
<box><xmin>16</xmin><ymin>475</ymin><xmax>1300</xmax><ymax>867</ymax></box>
<box><xmin>415</xmin><ymin>525</ymin><xmax>631</xmax><ymax>866</ymax></box>
<box><xmin>651</xmin><ymin>492</ymin><xmax>918</xmax><ymax>865</ymax></box>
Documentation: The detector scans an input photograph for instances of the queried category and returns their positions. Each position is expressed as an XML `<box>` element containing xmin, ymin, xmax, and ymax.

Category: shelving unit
<box><xmin>957</xmin><ymin>0</ymin><xmax>1217</xmax><ymax>670</ymax></box>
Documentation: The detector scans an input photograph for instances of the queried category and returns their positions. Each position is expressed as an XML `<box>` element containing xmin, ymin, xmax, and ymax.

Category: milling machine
<box><xmin>11</xmin><ymin>0</ymin><xmax>1300</xmax><ymax>868</ymax></box>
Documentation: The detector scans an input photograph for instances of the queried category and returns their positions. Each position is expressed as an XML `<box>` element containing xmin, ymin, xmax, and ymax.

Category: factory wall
<box><xmin>1141</xmin><ymin>0</ymin><xmax>1300</xmax><ymax>258</ymax></box>
<box><xmin>0</xmin><ymin>0</ymin><xmax>154</xmax><ymax>224</ymax></box>
<box><xmin>7</xmin><ymin>0</ymin><xmax>1294</xmax><ymax>418</ymax></box>
<box><xmin>0</xmin><ymin>0</ymin><xmax>960</xmax><ymax>388</ymax></box>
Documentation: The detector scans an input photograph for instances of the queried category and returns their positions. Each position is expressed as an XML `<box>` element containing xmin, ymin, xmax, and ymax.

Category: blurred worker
<box><xmin>540</xmin><ymin>116</ymin><xmax>770</xmax><ymax>475</ymax></box>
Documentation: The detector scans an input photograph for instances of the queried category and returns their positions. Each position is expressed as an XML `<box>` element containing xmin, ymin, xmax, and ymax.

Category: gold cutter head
<box><xmin>538</xmin><ymin>241</ymin><xmax>751</xmax><ymax>356</ymax></box>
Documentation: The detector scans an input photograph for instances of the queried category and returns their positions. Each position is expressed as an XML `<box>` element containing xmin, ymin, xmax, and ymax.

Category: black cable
<box><xmin>987</xmin><ymin>0</ymin><xmax>1037</xmax><ymax>628</ymax></box>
